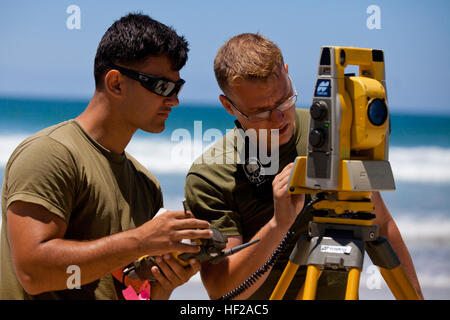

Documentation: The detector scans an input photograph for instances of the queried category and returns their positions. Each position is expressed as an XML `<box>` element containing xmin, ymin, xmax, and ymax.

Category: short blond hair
<box><xmin>214</xmin><ymin>33</ymin><xmax>284</xmax><ymax>94</ymax></box>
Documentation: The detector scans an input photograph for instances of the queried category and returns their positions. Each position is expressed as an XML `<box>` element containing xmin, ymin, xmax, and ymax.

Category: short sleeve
<box><xmin>5</xmin><ymin>136</ymin><xmax>78</xmax><ymax>222</ymax></box>
<box><xmin>185</xmin><ymin>171</ymin><xmax>241</xmax><ymax>237</ymax></box>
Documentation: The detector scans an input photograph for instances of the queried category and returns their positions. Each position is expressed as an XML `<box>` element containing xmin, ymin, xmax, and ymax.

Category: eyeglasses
<box><xmin>225</xmin><ymin>76</ymin><xmax>298</xmax><ymax>122</ymax></box>
<box><xmin>107</xmin><ymin>63</ymin><xmax>185</xmax><ymax>97</ymax></box>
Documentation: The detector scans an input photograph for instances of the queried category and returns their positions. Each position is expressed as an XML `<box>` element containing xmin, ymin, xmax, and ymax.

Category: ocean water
<box><xmin>1</xmin><ymin>97</ymin><xmax>449</xmax><ymax>300</ymax></box>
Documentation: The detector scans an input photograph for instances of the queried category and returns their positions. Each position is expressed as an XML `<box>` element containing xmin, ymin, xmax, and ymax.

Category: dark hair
<box><xmin>94</xmin><ymin>13</ymin><xmax>189</xmax><ymax>88</ymax></box>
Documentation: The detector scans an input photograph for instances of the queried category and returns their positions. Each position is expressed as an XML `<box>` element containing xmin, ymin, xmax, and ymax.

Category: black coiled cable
<box><xmin>218</xmin><ymin>193</ymin><xmax>325</xmax><ymax>300</ymax></box>
<box><xmin>219</xmin><ymin>229</ymin><xmax>295</xmax><ymax>300</ymax></box>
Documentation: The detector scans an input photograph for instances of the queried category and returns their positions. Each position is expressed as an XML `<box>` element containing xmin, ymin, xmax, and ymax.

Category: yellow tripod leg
<box><xmin>302</xmin><ymin>265</ymin><xmax>322</xmax><ymax>300</ymax></box>
<box><xmin>379</xmin><ymin>267</ymin><xmax>406</xmax><ymax>300</ymax></box>
<box><xmin>295</xmin><ymin>283</ymin><xmax>305</xmax><ymax>300</ymax></box>
<box><xmin>345</xmin><ymin>268</ymin><xmax>361</xmax><ymax>300</ymax></box>
<box><xmin>270</xmin><ymin>261</ymin><xmax>299</xmax><ymax>300</ymax></box>
<box><xmin>379</xmin><ymin>266</ymin><xmax>421</xmax><ymax>300</ymax></box>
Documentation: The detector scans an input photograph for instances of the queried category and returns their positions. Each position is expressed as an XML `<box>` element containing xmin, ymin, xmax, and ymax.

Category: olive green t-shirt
<box><xmin>0</xmin><ymin>120</ymin><xmax>163</xmax><ymax>300</ymax></box>
<box><xmin>185</xmin><ymin>108</ymin><xmax>347</xmax><ymax>299</ymax></box>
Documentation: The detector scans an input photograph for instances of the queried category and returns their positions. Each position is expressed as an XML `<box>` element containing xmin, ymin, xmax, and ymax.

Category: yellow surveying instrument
<box><xmin>269</xmin><ymin>46</ymin><xmax>421</xmax><ymax>300</ymax></box>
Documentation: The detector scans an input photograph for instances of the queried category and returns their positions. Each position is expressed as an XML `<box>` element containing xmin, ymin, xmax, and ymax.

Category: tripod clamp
<box><xmin>290</xmin><ymin>218</ymin><xmax>379</xmax><ymax>272</ymax></box>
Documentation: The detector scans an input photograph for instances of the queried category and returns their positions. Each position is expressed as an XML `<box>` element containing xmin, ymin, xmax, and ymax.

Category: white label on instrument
<box><xmin>320</xmin><ymin>245</ymin><xmax>352</xmax><ymax>254</ymax></box>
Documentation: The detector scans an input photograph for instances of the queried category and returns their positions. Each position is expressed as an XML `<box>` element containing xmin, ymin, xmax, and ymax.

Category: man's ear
<box><xmin>284</xmin><ymin>63</ymin><xmax>289</xmax><ymax>73</ymax></box>
<box><xmin>219</xmin><ymin>94</ymin><xmax>236</xmax><ymax>117</ymax></box>
<box><xmin>104</xmin><ymin>69</ymin><xmax>123</xmax><ymax>98</ymax></box>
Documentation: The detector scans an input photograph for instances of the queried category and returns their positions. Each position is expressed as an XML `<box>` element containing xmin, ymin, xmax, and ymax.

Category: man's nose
<box><xmin>270</xmin><ymin>108</ymin><xmax>285</xmax><ymax>124</ymax></box>
<box><xmin>165</xmin><ymin>94</ymin><xmax>180</xmax><ymax>107</ymax></box>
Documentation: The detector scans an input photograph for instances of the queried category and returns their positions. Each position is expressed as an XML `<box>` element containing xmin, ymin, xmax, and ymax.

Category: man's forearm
<box><xmin>17</xmin><ymin>228</ymin><xmax>143</xmax><ymax>295</ymax></box>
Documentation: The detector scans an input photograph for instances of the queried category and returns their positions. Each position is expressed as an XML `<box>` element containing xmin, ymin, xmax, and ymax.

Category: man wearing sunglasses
<box><xmin>184</xmin><ymin>33</ymin><xmax>423</xmax><ymax>300</ymax></box>
<box><xmin>1</xmin><ymin>13</ymin><xmax>212</xmax><ymax>300</ymax></box>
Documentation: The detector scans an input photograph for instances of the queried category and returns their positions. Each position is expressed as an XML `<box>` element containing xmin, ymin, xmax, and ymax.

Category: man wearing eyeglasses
<box><xmin>0</xmin><ymin>13</ymin><xmax>212</xmax><ymax>300</ymax></box>
<box><xmin>184</xmin><ymin>33</ymin><xmax>423</xmax><ymax>300</ymax></box>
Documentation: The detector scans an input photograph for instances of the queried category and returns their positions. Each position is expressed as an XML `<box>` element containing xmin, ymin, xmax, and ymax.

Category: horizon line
<box><xmin>0</xmin><ymin>94</ymin><xmax>449</xmax><ymax>116</ymax></box>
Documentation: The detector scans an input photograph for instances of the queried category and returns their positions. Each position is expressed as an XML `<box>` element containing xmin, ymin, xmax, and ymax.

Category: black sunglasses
<box><xmin>107</xmin><ymin>63</ymin><xmax>185</xmax><ymax>97</ymax></box>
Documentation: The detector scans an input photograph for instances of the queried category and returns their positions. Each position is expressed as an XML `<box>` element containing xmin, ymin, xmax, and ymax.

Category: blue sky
<box><xmin>0</xmin><ymin>0</ymin><xmax>449</xmax><ymax>114</ymax></box>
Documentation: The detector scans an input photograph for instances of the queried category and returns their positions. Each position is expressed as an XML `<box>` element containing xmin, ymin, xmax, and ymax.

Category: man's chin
<box><xmin>141</xmin><ymin>123</ymin><xmax>165</xmax><ymax>134</ymax></box>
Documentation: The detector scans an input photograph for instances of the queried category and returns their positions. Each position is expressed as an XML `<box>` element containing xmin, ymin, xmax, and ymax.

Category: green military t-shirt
<box><xmin>185</xmin><ymin>108</ymin><xmax>347</xmax><ymax>299</ymax></box>
<box><xmin>0</xmin><ymin>120</ymin><xmax>163</xmax><ymax>300</ymax></box>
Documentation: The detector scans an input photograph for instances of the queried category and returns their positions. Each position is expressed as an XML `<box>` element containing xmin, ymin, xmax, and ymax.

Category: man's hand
<box><xmin>272</xmin><ymin>162</ymin><xmax>305</xmax><ymax>228</ymax></box>
<box><xmin>150</xmin><ymin>255</ymin><xmax>201</xmax><ymax>300</ymax></box>
<box><xmin>136</xmin><ymin>210</ymin><xmax>213</xmax><ymax>257</ymax></box>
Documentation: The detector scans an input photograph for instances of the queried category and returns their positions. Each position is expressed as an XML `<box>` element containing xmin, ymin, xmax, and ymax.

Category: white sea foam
<box><xmin>395</xmin><ymin>216</ymin><xmax>450</xmax><ymax>243</ymax></box>
<box><xmin>130</xmin><ymin>143</ymin><xmax>450</xmax><ymax>183</ymax></box>
<box><xmin>416</xmin><ymin>274</ymin><xmax>450</xmax><ymax>289</ymax></box>
<box><xmin>1</xmin><ymin>134</ymin><xmax>450</xmax><ymax>183</ymax></box>
<box><xmin>389</xmin><ymin>146</ymin><xmax>450</xmax><ymax>184</ymax></box>
<box><xmin>125</xmin><ymin>137</ymin><xmax>205</xmax><ymax>175</ymax></box>
<box><xmin>0</xmin><ymin>134</ymin><xmax>26</xmax><ymax>168</ymax></box>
